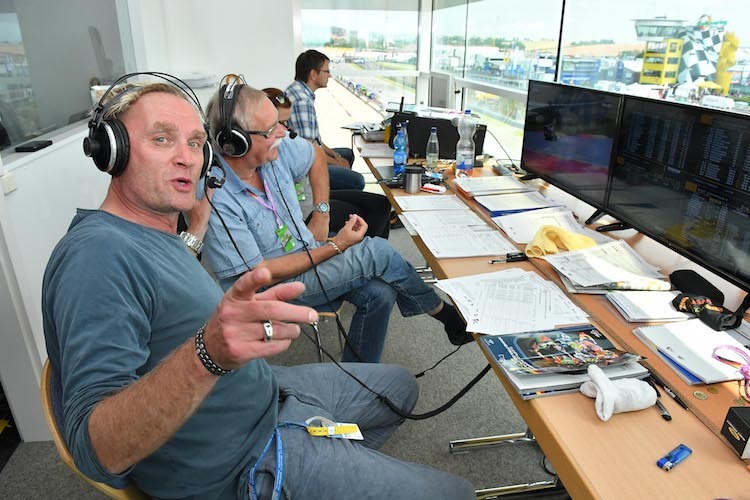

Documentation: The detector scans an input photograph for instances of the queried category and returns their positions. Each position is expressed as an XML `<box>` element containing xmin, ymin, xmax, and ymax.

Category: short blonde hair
<box><xmin>99</xmin><ymin>82</ymin><xmax>198</xmax><ymax>121</ymax></box>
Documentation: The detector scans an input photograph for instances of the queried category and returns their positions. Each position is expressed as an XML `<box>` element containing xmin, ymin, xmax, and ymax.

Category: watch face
<box><xmin>316</xmin><ymin>202</ymin><xmax>330</xmax><ymax>214</ymax></box>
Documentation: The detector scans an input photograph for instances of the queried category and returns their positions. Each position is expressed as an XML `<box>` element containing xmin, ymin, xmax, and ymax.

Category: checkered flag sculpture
<box><xmin>678</xmin><ymin>26</ymin><xmax>725</xmax><ymax>83</ymax></box>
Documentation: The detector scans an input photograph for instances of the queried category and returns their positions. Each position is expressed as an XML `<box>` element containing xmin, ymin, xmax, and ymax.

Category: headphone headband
<box><xmin>84</xmin><ymin>71</ymin><xmax>218</xmax><ymax>183</ymax></box>
<box><xmin>216</xmin><ymin>74</ymin><xmax>251</xmax><ymax>157</ymax></box>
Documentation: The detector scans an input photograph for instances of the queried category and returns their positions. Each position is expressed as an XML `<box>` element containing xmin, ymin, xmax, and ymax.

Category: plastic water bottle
<box><xmin>401</xmin><ymin>120</ymin><xmax>410</xmax><ymax>159</ymax></box>
<box><xmin>455</xmin><ymin>109</ymin><xmax>476</xmax><ymax>178</ymax></box>
<box><xmin>393</xmin><ymin>129</ymin><xmax>406</xmax><ymax>175</ymax></box>
<box><xmin>426</xmin><ymin>127</ymin><xmax>439</xmax><ymax>171</ymax></box>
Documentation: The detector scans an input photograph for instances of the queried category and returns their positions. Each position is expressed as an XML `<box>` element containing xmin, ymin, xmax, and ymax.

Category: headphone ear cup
<box><xmin>200</xmin><ymin>141</ymin><xmax>213</xmax><ymax>179</ymax></box>
<box><xmin>217</xmin><ymin>126</ymin><xmax>250</xmax><ymax>157</ymax></box>
<box><xmin>88</xmin><ymin>119</ymin><xmax>130</xmax><ymax>175</ymax></box>
<box><xmin>107</xmin><ymin>119</ymin><xmax>130</xmax><ymax>176</ymax></box>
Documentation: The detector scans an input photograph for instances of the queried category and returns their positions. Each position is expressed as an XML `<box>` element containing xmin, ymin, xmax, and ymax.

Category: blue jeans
<box><xmin>290</xmin><ymin>237</ymin><xmax>442</xmax><ymax>363</ymax></box>
<box><xmin>247</xmin><ymin>363</ymin><xmax>474</xmax><ymax>500</ymax></box>
<box><xmin>328</xmin><ymin>164</ymin><xmax>365</xmax><ymax>190</ymax></box>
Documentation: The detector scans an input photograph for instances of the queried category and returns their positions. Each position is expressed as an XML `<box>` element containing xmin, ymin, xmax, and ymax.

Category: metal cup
<box><xmin>404</xmin><ymin>166</ymin><xmax>423</xmax><ymax>194</ymax></box>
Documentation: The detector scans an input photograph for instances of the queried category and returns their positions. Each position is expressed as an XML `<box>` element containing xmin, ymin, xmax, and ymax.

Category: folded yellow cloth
<box><xmin>525</xmin><ymin>225</ymin><xmax>597</xmax><ymax>257</ymax></box>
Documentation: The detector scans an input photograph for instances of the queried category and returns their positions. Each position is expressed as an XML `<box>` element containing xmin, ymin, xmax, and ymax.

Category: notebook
<box><xmin>605</xmin><ymin>291</ymin><xmax>690</xmax><ymax>322</ymax></box>
<box><xmin>633</xmin><ymin>319</ymin><xmax>750</xmax><ymax>384</ymax></box>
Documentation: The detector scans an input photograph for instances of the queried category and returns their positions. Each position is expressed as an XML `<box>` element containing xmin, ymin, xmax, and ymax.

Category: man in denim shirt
<box><xmin>42</xmin><ymin>80</ymin><xmax>474</xmax><ymax>499</ymax></box>
<box><xmin>202</xmin><ymin>84</ymin><xmax>473</xmax><ymax>364</ymax></box>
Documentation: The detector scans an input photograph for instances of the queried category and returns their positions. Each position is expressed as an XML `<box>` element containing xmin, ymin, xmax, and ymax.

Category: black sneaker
<box><xmin>446</xmin><ymin>327</ymin><xmax>473</xmax><ymax>346</ymax></box>
<box><xmin>389</xmin><ymin>210</ymin><xmax>404</xmax><ymax>229</ymax></box>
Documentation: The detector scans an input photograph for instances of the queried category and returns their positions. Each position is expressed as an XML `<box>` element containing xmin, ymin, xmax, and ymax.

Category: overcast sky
<box><xmin>303</xmin><ymin>0</ymin><xmax>750</xmax><ymax>46</ymax></box>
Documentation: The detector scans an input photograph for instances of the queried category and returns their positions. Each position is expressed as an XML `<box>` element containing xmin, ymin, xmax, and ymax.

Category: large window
<box><xmin>300</xmin><ymin>1</ymin><xmax>419</xmax><ymax>111</ymax></box>
<box><xmin>562</xmin><ymin>0</ymin><xmax>750</xmax><ymax>106</ymax></box>
<box><xmin>0</xmin><ymin>1</ymin><xmax>133</xmax><ymax>154</ymax></box>
<box><xmin>431</xmin><ymin>0</ymin><xmax>562</xmax><ymax>160</ymax></box>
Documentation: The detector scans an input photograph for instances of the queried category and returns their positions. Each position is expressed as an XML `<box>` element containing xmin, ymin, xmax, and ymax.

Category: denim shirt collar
<box><xmin>218</xmin><ymin>155</ymin><xmax>269</xmax><ymax>195</ymax></box>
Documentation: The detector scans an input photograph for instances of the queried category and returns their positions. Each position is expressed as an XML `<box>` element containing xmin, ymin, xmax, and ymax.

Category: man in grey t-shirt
<box><xmin>42</xmin><ymin>78</ymin><xmax>474</xmax><ymax>499</ymax></box>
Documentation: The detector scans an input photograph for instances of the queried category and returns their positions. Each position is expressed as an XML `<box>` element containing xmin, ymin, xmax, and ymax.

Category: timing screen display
<box><xmin>521</xmin><ymin>81</ymin><xmax>621</xmax><ymax>208</ymax></box>
<box><xmin>609</xmin><ymin>98</ymin><xmax>750</xmax><ymax>289</ymax></box>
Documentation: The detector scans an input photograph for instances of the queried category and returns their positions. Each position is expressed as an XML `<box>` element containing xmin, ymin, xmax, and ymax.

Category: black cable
<box><xmin>268</xmin><ymin>162</ymin><xmax>367</xmax><ymax>363</ymax></box>
<box><xmin>300</xmin><ymin>325</ymin><xmax>491</xmax><ymax>420</ymax></box>
<box><xmin>414</xmin><ymin>346</ymin><xmax>462</xmax><ymax>378</ymax></box>
<box><xmin>207</xmin><ymin>158</ymin><xmax>480</xmax><ymax>421</ymax></box>
<box><xmin>485</xmin><ymin>128</ymin><xmax>517</xmax><ymax>168</ymax></box>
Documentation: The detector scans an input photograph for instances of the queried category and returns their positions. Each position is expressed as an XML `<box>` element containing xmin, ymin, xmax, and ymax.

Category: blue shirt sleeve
<box><xmin>46</xmin><ymin>235</ymin><xmax>152</xmax><ymax>482</ymax></box>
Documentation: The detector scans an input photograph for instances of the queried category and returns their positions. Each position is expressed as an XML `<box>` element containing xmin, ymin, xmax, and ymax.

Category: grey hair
<box><xmin>206</xmin><ymin>84</ymin><xmax>269</xmax><ymax>139</ymax></box>
<box><xmin>98</xmin><ymin>82</ymin><xmax>196</xmax><ymax>121</ymax></box>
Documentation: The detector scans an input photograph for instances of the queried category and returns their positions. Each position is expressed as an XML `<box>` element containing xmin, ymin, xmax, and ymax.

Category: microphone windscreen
<box><xmin>669</xmin><ymin>269</ymin><xmax>724</xmax><ymax>305</ymax></box>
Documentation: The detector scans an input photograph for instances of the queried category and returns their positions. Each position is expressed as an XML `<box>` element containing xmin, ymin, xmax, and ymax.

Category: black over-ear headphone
<box><xmin>83</xmin><ymin>72</ymin><xmax>222</xmax><ymax>187</ymax></box>
<box><xmin>216</xmin><ymin>75</ymin><xmax>250</xmax><ymax>157</ymax></box>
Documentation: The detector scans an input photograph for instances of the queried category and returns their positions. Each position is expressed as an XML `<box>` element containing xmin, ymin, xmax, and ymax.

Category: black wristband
<box><xmin>195</xmin><ymin>324</ymin><xmax>232</xmax><ymax>376</ymax></box>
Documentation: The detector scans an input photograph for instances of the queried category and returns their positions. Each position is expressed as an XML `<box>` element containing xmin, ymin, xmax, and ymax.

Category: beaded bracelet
<box><xmin>195</xmin><ymin>324</ymin><xmax>232</xmax><ymax>376</ymax></box>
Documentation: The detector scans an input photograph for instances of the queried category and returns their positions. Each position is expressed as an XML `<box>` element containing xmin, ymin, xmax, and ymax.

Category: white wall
<box><xmin>0</xmin><ymin>128</ymin><xmax>110</xmax><ymax>441</ymax></box>
<box><xmin>129</xmin><ymin>0</ymin><xmax>299</xmax><ymax>93</ymax></box>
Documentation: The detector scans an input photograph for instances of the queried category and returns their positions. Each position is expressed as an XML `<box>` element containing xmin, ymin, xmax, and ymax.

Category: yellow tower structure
<box><xmin>640</xmin><ymin>38</ymin><xmax>683</xmax><ymax>85</ymax></box>
<box><xmin>715</xmin><ymin>32</ymin><xmax>739</xmax><ymax>96</ymax></box>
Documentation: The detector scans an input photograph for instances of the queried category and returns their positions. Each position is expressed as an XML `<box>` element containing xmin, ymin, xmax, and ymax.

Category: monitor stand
<box><xmin>585</xmin><ymin>209</ymin><xmax>606</xmax><ymax>225</ymax></box>
<box><xmin>595</xmin><ymin>221</ymin><xmax>632</xmax><ymax>232</ymax></box>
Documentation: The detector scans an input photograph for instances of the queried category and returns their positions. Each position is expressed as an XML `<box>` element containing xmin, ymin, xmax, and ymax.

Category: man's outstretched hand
<box><xmin>202</xmin><ymin>267</ymin><xmax>318</xmax><ymax>369</ymax></box>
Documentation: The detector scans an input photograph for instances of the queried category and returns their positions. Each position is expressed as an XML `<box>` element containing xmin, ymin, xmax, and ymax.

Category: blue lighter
<box><xmin>657</xmin><ymin>444</ymin><xmax>692</xmax><ymax>471</ymax></box>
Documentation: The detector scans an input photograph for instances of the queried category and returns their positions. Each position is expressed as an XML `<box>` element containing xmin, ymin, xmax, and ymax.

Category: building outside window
<box><xmin>300</xmin><ymin>1</ymin><xmax>419</xmax><ymax>112</ymax></box>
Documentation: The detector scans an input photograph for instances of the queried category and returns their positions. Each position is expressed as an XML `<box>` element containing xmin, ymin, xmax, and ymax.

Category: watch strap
<box><xmin>180</xmin><ymin>231</ymin><xmax>204</xmax><ymax>254</ymax></box>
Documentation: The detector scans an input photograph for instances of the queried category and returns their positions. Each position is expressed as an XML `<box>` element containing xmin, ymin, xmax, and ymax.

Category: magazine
<box><xmin>484</xmin><ymin>325</ymin><xmax>638</xmax><ymax>375</ymax></box>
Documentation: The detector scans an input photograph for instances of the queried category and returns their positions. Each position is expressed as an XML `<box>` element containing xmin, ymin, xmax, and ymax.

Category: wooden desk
<box><xmin>358</xmin><ymin>137</ymin><xmax>750</xmax><ymax>499</ymax></box>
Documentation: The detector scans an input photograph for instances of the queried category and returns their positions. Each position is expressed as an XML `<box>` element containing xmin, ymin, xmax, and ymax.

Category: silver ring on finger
<box><xmin>263</xmin><ymin>321</ymin><xmax>273</xmax><ymax>342</ymax></box>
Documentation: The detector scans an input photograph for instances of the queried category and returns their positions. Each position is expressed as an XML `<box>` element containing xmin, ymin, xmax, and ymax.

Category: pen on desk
<box><xmin>645</xmin><ymin>378</ymin><xmax>672</xmax><ymax>421</ymax></box>
<box><xmin>488</xmin><ymin>252</ymin><xmax>528</xmax><ymax>264</ymax></box>
<box><xmin>648</xmin><ymin>372</ymin><xmax>690</xmax><ymax>410</ymax></box>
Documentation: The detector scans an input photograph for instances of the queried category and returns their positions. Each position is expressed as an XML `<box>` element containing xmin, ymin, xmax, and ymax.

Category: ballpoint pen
<box><xmin>649</xmin><ymin>372</ymin><xmax>690</xmax><ymax>410</ymax></box>
<box><xmin>645</xmin><ymin>378</ymin><xmax>672</xmax><ymax>421</ymax></box>
<box><xmin>488</xmin><ymin>252</ymin><xmax>528</xmax><ymax>264</ymax></box>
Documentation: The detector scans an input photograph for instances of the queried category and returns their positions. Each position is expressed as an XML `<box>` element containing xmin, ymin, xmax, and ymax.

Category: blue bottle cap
<box><xmin>430</xmin><ymin>127</ymin><xmax>437</xmax><ymax>132</ymax></box>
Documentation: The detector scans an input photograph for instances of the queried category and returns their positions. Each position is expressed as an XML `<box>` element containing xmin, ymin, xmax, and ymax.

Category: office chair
<box><xmin>40</xmin><ymin>360</ymin><xmax>148</xmax><ymax>500</ymax></box>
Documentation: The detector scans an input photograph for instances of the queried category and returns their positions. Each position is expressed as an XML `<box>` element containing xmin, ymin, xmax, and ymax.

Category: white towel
<box><xmin>580</xmin><ymin>365</ymin><xmax>657</xmax><ymax>421</ymax></box>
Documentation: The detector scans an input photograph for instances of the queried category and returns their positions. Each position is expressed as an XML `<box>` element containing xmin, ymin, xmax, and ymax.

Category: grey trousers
<box><xmin>246</xmin><ymin>363</ymin><xmax>474</xmax><ymax>500</ymax></box>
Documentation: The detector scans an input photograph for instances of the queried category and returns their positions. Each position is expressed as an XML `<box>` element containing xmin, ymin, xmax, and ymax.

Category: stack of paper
<box><xmin>634</xmin><ymin>319</ymin><xmax>750</xmax><ymax>384</ymax></box>
<box><xmin>393</xmin><ymin>195</ymin><xmax>467</xmax><ymax>211</ymax></box>
<box><xmin>482</xmin><ymin>331</ymin><xmax>648</xmax><ymax>399</ymax></box>
<box><xmin>436</xmin><ymin>269</ymin><xmax>589</xmax><ymax>336</ymax></box>
<box><xmin>474</xmin><ymin>191</ymin><xmax>563</xmax><ymax>217</ymax></box>
<box><xmin>400</xmin><ymin>210</ymin><xmax>518</xmax><ymax>258</ymax></box>
<box><xmin>544</xmin><ymin>240</ymin><xmax>668</xmax><ymax>291</ymax></box>
<box><xmin>453</xmin><ymin>176</ymin><xmax>532</xmax><ymax>197</ymax></box>
<box><xmin>492</xmin><ymin>207</ymin><xmax>612</xmax><ymax>245</ymax></box>
<box><xmin>605</xmin><ymin>291</ymin><xmax>690</xmax><ymax>323</ymax></box>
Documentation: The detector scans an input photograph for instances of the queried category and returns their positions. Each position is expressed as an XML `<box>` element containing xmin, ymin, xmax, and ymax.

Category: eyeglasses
<box><xmin>318</xmin><ymin>68</ymin><xmax>331</xmax><ymax>75</ymax></box>
<box><xmin>270</xmin><ymin>93</ymin><xmax>288</xmax><ymax>106</ymax></box>
<box><xmin>245</xmin><ymin>121</ymin><xmax>279</xmax><ymax>139</ymax></box>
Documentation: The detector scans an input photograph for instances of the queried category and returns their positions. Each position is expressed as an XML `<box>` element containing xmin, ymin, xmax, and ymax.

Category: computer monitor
<box><xmin>609</xmin><ymin>96</ymin><xmax>750</xmax><ymax>292</ymax></box>
<box><xmin>521</xmin><ymin>81</ymin><xmax>622</xmax><ymax>210</ymax></box>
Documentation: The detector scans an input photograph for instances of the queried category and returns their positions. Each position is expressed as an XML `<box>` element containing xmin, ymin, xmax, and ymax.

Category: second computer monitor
<box><xmin>521</xmin><ymin>80</ymin><xmax>622</xmax><ymax>209</ymax></box>
<box><xmin>609</xmin><ymin>97</ymin><xmax>750</xmax><ymax>292</ymax></box>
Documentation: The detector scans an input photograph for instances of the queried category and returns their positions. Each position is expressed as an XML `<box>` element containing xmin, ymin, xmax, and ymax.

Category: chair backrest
<box><xmin>40</xmin><ymin>360</ymin><xmax>148</xmax><ymax>500</ymax></box>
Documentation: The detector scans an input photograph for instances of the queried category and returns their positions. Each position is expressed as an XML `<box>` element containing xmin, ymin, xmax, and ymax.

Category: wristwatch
<box><xmin>312</xmin><ymin>201</ymin><xmax>331</xmax><ymax>214</ymax></box>
<box><xmin>179</xmin><ymin>231</ymin><xmax>204</xmax><ymax>254</ymax></box>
